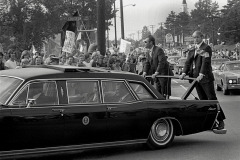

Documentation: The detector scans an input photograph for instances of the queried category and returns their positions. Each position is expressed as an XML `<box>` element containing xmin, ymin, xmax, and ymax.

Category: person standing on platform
<box><xmin>142</xmin><ymin>35</ymin><xmax>173</xmax><ymax>99</ymax></box>
<box><xmin>179</xmin><ymin>30</ymin><xmax>226</xmax><ymax>130</ymax></box>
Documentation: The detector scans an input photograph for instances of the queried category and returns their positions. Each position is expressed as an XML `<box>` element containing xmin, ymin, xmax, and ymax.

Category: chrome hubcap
<box><xmin>156</xmin><ymin>122</ymin><xmax>167</xmax><ymax>136</ymax></box>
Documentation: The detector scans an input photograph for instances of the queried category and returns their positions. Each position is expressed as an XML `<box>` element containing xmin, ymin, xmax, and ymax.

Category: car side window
<box><xmin>102</xmin><ymin>81</ymin><xmax>135</xmax><ymax>103</ymax></box>
<box><xmin>129</xmin><ymin>82</ymin><xmax>155</xmax><ymax>100</ymax></box>
<box><xmin>28</xmin><ymin>82</ymin><xmax>59</xmax><ymax>106</ymax></box>
<box><xmin>67</xmin><ymin>80</ymin><xmax>100</xmax><ymax>104</ymax></box>
<box><xmin>12</xmin><ymin>87</ymin><xmax>28</xmax><ymax>106</ymax></box>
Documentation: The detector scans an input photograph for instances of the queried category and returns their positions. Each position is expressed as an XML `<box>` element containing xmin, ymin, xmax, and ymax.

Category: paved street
<box><xmin>29</xmin><ymin>79</ymin><xmax>240</xmax><ymax>160</ymax></box>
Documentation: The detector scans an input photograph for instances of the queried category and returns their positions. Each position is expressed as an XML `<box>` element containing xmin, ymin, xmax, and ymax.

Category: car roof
<box><xmin>0</xmin><ymin>65</ymin><xmax>142</xmax><ymax>81</ymax></box>
<box><xmin>0</xmin><ymin>65</ymin><xmax>164</xmax><ymax>100</ymax></box>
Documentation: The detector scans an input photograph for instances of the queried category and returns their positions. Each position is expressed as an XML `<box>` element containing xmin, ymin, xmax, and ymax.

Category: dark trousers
<box><xmin>196</xmin><ymin>81</ymin><xmax>217</xmax><ymax>100</ymax></box>
<box><xmin>196</xmin><ymin>81</ymin><xmax>226</xmax><ymax>121</ymax></box>
<box><xmin>156</xmin><ymin>77</ymin><xmax>172</xmax><ymax>98</ymax></box>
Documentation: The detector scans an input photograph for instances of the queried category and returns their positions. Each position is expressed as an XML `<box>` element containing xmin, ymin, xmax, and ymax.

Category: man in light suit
<box><xmin>179</xmin><ymin>31</ymin><xmax>226</xmax><ymax>130</ymax></box>
<box><xmin>142</xmin><ymin>35</ymin><xmax>173</xmax><ymax>99</ymax></box>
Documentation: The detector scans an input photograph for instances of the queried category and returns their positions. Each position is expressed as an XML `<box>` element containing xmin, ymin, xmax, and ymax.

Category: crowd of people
<box><xmin>213</xmin><ymin>49</ymin><xmax>239</xmax><ymax>60</ymax></box>
<box><xmin>0</xmin><ymin>45</ymin><xmax>149</xmax><ymax>75</ymax></box>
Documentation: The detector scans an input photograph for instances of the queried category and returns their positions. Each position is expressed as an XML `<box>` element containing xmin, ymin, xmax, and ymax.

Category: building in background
<box><xmin>182</xmin><ymin>0</ymin><xmax>188</xmax><ymax>14</ymax></box>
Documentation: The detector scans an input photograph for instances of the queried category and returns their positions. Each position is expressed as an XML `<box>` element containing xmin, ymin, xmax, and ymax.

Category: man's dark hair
<box><xmin>148</xmin><ymin>35</ymin><xmax>155</xmax><ymax>46</ymax></box>
<box><xmin>0</xmin><ymin>52</ymin><xmax>3</xmax><ymax>57</ymax></box>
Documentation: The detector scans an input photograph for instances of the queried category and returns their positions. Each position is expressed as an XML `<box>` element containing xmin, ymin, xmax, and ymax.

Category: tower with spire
<box><xmin>182</xmin><ymin>0</ymin><xmax>188</xmax><ymax>14</ymax></box>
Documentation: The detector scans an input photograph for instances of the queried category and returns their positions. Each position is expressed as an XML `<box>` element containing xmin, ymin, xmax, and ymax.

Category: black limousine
<box><xmin>0</xmin><ymin>65</ymin><xmax>226</xmax><ymax>159</ymax></box>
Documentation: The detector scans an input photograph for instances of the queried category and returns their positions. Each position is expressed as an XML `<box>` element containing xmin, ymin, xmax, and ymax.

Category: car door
<box><xmin>3</xmin><ymin>81</ymin><xmax>65</xmax><ymax>151</ymax></box>
<box><xmin>63</xmin><ymin>80</ymin><xmax>108</xmax><ymax>145</ymax></box>
<box><xmin>0</xmin><ymin>106</ymin><xmax>12</xmax><ymax>151</ymax></box>
<box><xmin>102</xmin><ymin>80</ymin><xmax>150</xmax><ymax>142</ymax></box>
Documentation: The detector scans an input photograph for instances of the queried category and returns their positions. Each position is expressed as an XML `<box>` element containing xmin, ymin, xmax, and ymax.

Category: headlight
<box><xmin>228</xmin><ymin>79</ymin><xmax>237</xmax><ymax>84</ymax></box>
<box><xmin>232</xmin><ymin>79</ymin><xmax>237</xmax><ymax>84</ymax></box>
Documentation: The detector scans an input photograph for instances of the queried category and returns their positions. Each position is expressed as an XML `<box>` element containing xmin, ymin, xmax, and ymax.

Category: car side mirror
<box><xmin>26</xmin><ymin>99</ymin><xmax>36</xmax><ymax>108</ymax></box>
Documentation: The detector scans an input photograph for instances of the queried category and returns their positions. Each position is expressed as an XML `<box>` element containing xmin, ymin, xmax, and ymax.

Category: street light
<box><xmin>120</xmin><ymin>0</ymin><xmax>135</xmax><ymax>39</ymax></box>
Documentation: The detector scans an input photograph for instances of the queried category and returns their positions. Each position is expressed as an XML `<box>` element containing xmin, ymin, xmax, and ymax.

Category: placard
<box><xmin>165</xmin><ymin>33</ymin><xmax>173</xmax><ymax>43</ymax></box>
<box><xmin>119</xmin><ymin>39</ymin><xmax>131</xmax><ymax>54</ymax></box>
<box><xmin>62</xmin><ymin>31</ymin><xmax>75</xmax><ymax>54</ymax></box>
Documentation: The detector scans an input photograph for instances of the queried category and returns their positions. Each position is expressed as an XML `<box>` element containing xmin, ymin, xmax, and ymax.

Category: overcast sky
<box><xmin>108</xmin><ymin>0</ymin><xmax>228</xmax><ymax>41</ymax></box>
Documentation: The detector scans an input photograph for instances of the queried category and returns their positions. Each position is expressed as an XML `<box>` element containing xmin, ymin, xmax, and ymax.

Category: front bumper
<box><xmin>226</xmin><ymin>84</ymin><xmax>240</xmax><ymax>90</ymax></box>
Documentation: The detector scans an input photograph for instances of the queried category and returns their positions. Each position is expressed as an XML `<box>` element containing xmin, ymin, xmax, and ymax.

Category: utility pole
<box><xmin>114</xmin><ymin>0</ymin><xmax>117</xmax><ymax>47</ymax></box>
<box><xmin>149</xmin><ymin>25</ymin><xmax>155</xmax><ymax>35</ymax></box>
<box><xmin>158</xmin><ymin>22</ymin><xmax>164</xmax><ymax>47</ymax></box>
<box><xmin>97</xmin><ymin>0</ymin><xmax>106</xmax><ymax>55</ymax></box>
<box><xmin>120</xmin><ymin>0</ymin><xmax>124</xmax><ymax>39</ymax></box>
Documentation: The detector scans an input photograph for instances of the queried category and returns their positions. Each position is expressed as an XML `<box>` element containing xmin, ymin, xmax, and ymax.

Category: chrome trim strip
<box><xmin>0</xmin><ymin>139</ymin><xmax>146</xmax><ymax>159</ymax></box>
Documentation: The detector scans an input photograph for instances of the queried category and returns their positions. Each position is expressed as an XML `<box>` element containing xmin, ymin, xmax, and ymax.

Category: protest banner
<box><xmin>62</xmin><ymin>31</ymin><xmax>76</xmax><ymax>54</ymax></box>
<box><xmin>119</xmin><ymin>39</ymin><xmax>131</xmax><ymax>54</ymax></box>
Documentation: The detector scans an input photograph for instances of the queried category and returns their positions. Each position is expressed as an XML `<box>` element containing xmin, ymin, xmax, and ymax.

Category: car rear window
<box><xmin>129</xmin><ymin>82</ymin><xmax>156</xmax><ymax>100</ymax></box>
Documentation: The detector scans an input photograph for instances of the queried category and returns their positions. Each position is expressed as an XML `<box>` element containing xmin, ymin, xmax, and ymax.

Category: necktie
<box><xmin>149</xmin><ymin>50</ymin><xmax>152</xmax><ymax>59</ymax></box>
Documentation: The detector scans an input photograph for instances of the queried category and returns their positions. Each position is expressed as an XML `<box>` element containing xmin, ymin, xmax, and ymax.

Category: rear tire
<box><xmin>147</xmin><ymin>119</ymin><xmax>175</xmax><ymax>149</ymax></box>
<box><xmin>223</xmin><ymin>87</ymin><xmax>229</xmax><ymax>95</ymax></box>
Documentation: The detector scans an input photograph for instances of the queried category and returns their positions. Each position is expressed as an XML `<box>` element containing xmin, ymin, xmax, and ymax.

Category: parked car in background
<box><xmin>0</xmin><ymin>65</ymin><xmax>226</xmax><ymax>159</ymax></box>
<box><xmin>167</xmin><ymin>56</ymin><xmax>181</xmax><ymax>70</ymax></box>
<box><xmin>213</xmin><ymin>61</ymin><xmax>240</xmax><ymax>95</ymax></box>
<box><xmin>211</xmin><ymin>58</ymin><xmax>230</xmax><ymax>70</ymax></box>
<box><xmin>174</xmin><ymin>57</ymin><xmax>187</xmax><ymax>74</ymax></box>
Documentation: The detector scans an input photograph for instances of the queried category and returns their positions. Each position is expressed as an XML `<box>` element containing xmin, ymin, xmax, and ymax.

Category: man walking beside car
<box><xmin>179</xmin><ymin>31</ymin><xmax>226</xmax><ymax>130</ymax></box>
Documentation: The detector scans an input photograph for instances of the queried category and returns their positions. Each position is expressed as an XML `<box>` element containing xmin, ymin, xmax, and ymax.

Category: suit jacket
<box><xmin>144</xmin><ymin>46</ymin><xmax>173</xmax><ymax>75</ymax></box>
<box><xmin>183</xmin><ymin>42</ymin><xmax>214</xmax><ymax>83</ymax></box>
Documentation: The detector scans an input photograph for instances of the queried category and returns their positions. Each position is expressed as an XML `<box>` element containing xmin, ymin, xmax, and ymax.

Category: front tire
<box><xmin>147</xmin><ymin>119</ymin><xmax>175</xmax><ymax>149</ymax></box>
<box><xmin>223</xmin><ymin>87</ymin><xmax>229</xmax><ymax>95</ymax></box>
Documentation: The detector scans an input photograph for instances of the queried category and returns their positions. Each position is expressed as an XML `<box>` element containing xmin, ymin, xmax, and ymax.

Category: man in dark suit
<box><xmin>179</xmin><ymin>31</ymin><xmax>226</xmax><ymax>130</ymax></box>
<box><xmin>142</xmin><ymin>35</ymin><xmax>173</xmax><ymax>99</ymax></box>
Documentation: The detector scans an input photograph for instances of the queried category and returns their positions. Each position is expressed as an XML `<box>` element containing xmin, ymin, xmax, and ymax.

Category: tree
<box><xmin>154</xmin><ymin>24</ymin><xmax>166</xmax><ymax>47</ymax></box>
<box><xmin>0</xmin><ymin>0</ymin><xmax>115</xmax><ymax>51</ymax></box>
<box><xmin>141</xmin><ymin>26</ymin><xmax>151</xmax><ymax>40</ymax></box>
<box><xmin>190</xmin><ymin>0</ymin><xmax>220</xmax><ymax>43</ymax></box>
<box><xmin>218</xmin><ymin>0</ymin><xmax>240</xmax><ymax>44</ymax></box>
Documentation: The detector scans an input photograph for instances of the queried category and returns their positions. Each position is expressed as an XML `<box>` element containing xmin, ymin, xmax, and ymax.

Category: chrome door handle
<box><xmin>107</xmin><ymin>107</ymin><xmax>118</xmax><ymax>110</ymax></box>
<box><xmin>52</xmin><ymin>109</ymin><xmax>65</xmax><ymax>116</ymax></box>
